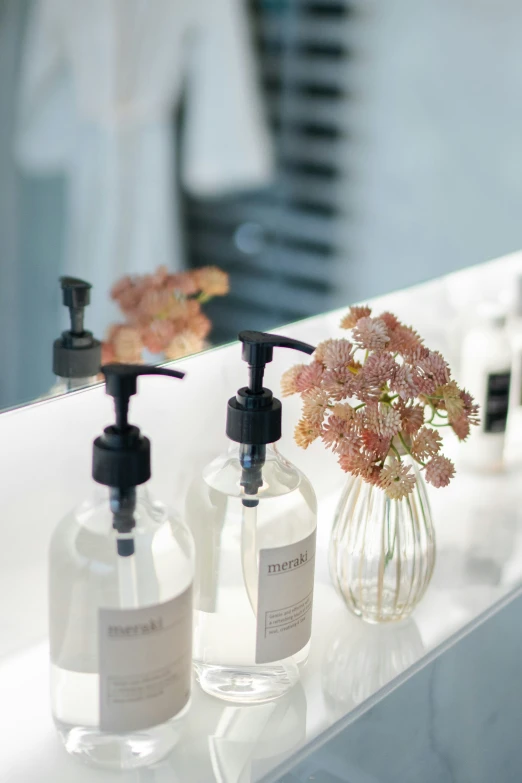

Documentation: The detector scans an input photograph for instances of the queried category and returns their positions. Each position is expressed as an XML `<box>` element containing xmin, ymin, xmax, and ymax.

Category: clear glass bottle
<box><xmin>49</xmin><ymin>364</ymin><xmax>193</xmax><ymax>769</ymax></box>
<box><xmin>49</xmin><ymin>488</ymin><xmax>194</xmax><ymax>769</ymax></box>
<box><xmin>189</xmin><ymin>442</ymin><xmax>317</xmax><ymax>704</ymax></box>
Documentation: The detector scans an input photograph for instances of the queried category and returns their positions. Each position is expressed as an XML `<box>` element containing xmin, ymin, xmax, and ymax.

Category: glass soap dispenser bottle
<box><xmin>187</xmin><ymin>331</ymin><xmax>318</xmax><ymax>704</ymax></box>
<box><xmin>49</xmin><ymin>364</ymin><xmax>194</xmax><ymax>770</ymax></box>
<box><xmin>51</xmin><ymin>276</ymin><xmax>102</xmax><ymax>394</ymax></box>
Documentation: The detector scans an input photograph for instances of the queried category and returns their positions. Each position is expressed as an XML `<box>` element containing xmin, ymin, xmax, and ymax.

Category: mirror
<box><xmin>2</xmin><ymin>0</ymin><xmax>522</xmax><ymax>410</ymax></box>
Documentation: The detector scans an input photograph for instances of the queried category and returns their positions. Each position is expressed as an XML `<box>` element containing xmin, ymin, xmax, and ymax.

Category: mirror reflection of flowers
<box><xmin>102</xmin><ymin>266</ymin><xmax>229</xmax><ymax>364</ymax></box>
<box><xmin>282</xmin><ymin>306</ymin><xmax>480</xmax><ymax>499</ymax></box>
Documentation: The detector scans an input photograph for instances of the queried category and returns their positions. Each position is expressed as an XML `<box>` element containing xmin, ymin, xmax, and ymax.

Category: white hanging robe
<box><xmin>16</xmin><ymin>0</ymin><xmax>273</xmax><ymax>335</ymax></box>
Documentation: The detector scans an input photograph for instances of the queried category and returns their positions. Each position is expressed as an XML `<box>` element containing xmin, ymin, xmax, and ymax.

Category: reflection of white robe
<box><xmin>16</xmin><ymin>0</ymin><xmax>272</xmax><ymax>335</ymax></box>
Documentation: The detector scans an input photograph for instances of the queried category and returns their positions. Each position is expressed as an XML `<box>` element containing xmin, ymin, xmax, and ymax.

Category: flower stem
<box><xmin>398</xmin><ymin>432</ymin><xmax>425</xmax><ymax>467</ymax></box>
<box><xmin>354</xmin><ymin>402</ymin><xmax>366</xmax><ymax>411</ymax></box>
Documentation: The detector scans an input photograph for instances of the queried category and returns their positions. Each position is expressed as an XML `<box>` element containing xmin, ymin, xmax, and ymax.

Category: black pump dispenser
<box><xmin>53</xmin><ymin>277</ymin><xmax>102</xmax><ymax>379</ymax></box>
<box><xmin>226</xmin><ymin>330</ymin><xmax>315</xmax><ymax>446</ymax></box>
<box><xmin>226</xmin><ymin>331</ymin><xmax>315</xmax><ymax>505</ymax></box>
<box><xmin>93</xmin><ymin>364</ymin><xmax>185</xmax><ymax>555</ymax></box>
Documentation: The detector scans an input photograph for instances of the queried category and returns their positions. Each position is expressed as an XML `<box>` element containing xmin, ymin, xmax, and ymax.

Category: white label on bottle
<box><xmin>255</xmin><ymin>529</ymin><xmax>316</xmax><ymax>664</ymax></box>
<box><xmin>98</xmin><ymin>585</ymin><xmax>192</xmax><ymax>732</ymax></box>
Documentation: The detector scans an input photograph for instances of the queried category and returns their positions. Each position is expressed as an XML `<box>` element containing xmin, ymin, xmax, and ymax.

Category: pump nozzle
<box><xmin>227</xmin><ymin>331</ymin><xmax>316</xmax><ymax>505</ymax></box>
<box><xmin>93</xmin><ymin>364</ymin><xmax>186</xmax><ymax>490</ymax></box>
<box><xmin>53</xmin><ymin>277</ymin><xmax>102</xmax><ymax>380</ymax></box>
<box><xmin>94</xmin><ymin>363</ymin><xmax>186</xmax><ymax>557</ymax></box>
<box><xmin>61</xmin><ymin>276</ymin><xmax>91</xmax><ymax>334</ymax></box>
<box><xmin>238</xmin><ymin>330</ymin><xmax>315</xmax><ymax>394</ymax></box>
<box><xmin>101</xmin><ymin>364</ymin><xmax>185</xmax><ymax>431</ymax></box>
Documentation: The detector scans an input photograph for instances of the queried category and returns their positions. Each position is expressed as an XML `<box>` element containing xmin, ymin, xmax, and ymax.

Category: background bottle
<box><xmin>49</xmin><ymin>364</ymin><xmax>194</xmax><ymax>769</ymax></box>
<box><xmin>459</xmin><ymin>303</ymin><xmax>511</xmax><ymax>471</ymax></box>
<box><xmin>505</xmin><ymin>276</ymin><xmax>522</xmax><ymax>466</ymax></box>
<box><xmin>187</xmin><ymin>331</ymin><xmax>318</xmax><ymax>704</ymax></box>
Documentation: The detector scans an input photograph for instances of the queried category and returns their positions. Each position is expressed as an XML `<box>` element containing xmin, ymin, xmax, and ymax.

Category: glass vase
<box><xmin>328</xmin><ymin>457</ymin><xmax>435</xmax><ymax>623</ymax></box>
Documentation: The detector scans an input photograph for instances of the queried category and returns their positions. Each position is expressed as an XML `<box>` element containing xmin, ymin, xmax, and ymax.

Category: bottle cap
<box><xmin>226</xmin><ymin>331</ymin><xmax>315</xmax><ymax>445</ymax></box>
<box><xmin>53</xmin><ymin>277</ymin><xmax>102</xmax><ymax>379</ymax></box>
<box><xmin>93</xmin><ymin>364</ymin><xmax>185</xmax><ymax>488</ymax></box>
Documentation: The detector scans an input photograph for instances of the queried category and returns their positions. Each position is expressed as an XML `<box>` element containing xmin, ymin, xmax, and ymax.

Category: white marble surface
<box><xmin>2</xmin><ymin>251</ymin><xmax>522</xmax><ymax>782</ymax></box>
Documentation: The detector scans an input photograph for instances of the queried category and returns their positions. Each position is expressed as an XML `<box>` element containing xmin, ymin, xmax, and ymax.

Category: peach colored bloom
<box><xmin>322</xmin><ymin>367</ymin><xmax>357</xmax><ymax>401</ymax></box>
<box><xmin>141</xmin><ymin>320</ymin><xmax>177</xmax><ymax>354</ymax></box>
<box><xmin>281</xmin><ymin>364</ymin><xmax>306</xmax><ymax>396</ymax></box>
<box><xmin>425</xmin><ymin>455</ymin><xmax>455</xmax><ymax>488</ymax></box>
<box><xmin>168</xmin><ymin>271</ymin><xmax>199</xmax><ymax>296</ymax></box>
<box><xmin>331</xmin><ymin>402</ymin><xmax>355</xmax><ymax>421</ymax></box>
<box><xmin>193</xmin><ymin>266</ymin><xmax>229</xmax><ymax>296</ymax></box>
<box><xmin>379</xmin><ymin>458</ymin><xmax>416</xmax><ymax>500</ymax></box>
<box><xmin>397</xmin><ymin>401</ymin><xmax>425</xmax><ymax>435</ymax></box>
<box><xmin>352</xmin><ymin>317</ymin><xmax>390</xmax><ymax>351</ymax></box>
<box><xmin>295</xmin><ymin>361</ymin><xmax>324</xmax><ymax>394</ymax></box>
<box><xmin>365</xmin><ymin>403</ymin><xmax>401</xmax><ymax>438</ymax></box>
<box><xmin>294</xmin><ymin>418</ymin><xmax>321</xmax><ymax>448</ymax></box>
<box><xmin>316</xmin><ymin>338</ymin><xmax>355</xmax><ymax>370</ymax></box>
<box><xmin>107</xmin><ymin>325</ymin><xmax>143</xmax><ymax>363</ymax></box>
<box><xmin>321</xmin><ymin>415</ymin><xmax>352</xmax><ymax>451</ymax></box>
<box><xmin>187</xmin><ymin>312</ymin><xmax>212</xmax><ymax>340</ymax></box>
<box><xmin>164</xmin><ymin>331</ymin><xmax>204</xmax><ymax>361</ymax></box>
<box><xmin>302</xmin><ymin>391</ymin><xmax>329</xmax><ymax>426</ymax></box>
<box><xmin>340</xmin><ymin>305</ymin><xmax>372</xmax><ymax>329</ymax></box>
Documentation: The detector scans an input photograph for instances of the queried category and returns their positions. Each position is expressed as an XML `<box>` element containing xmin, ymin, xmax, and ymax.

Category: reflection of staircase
<box><xmin>183</xmin><ymin>1</ymin><xmax>355</xmax><ymax>344</ymax></box>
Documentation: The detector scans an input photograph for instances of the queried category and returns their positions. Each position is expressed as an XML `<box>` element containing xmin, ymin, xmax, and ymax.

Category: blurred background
<box><xmin>2</xmin><ymin>0</ymin><xmax>522</xmax><ymax>410</ymax></box>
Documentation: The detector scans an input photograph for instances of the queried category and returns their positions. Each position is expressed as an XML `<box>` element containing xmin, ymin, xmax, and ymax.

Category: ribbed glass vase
<box><xmin>328</xmin><ymin>456</ymin><xmax>435</xmax><ymax>623</ymax></box>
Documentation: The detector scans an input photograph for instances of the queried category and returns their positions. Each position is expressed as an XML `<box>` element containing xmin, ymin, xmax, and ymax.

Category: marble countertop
<box><xmin>2</xmin><ymin>251</ymin><xmax>522</xmax><ymax>782</ymax></box>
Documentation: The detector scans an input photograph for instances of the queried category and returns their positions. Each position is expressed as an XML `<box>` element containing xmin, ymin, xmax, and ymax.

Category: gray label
<box><xmin>255</xmin><ymin>529</ymin><xmax>316</xmax><ymax>664</ymax></box>
<box><xmin>99</xmin><ymin>586</ymin><xmax>192</xmax><ymax>732</ymax></box>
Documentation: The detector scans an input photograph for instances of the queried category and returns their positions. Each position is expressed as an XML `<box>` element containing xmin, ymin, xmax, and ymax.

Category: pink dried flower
<box><xmin>322</xmin><ymin>367</ymin><xmax>358</xmax><ymax>401</ymax></box>
<box><xmin>378</xmin><ymin>311</ymin><xmax>400</xmax><ymax>331</ymax></box>
<box><xmin>321</xmin><ymin>415</ymin><xmax>352</xmax><ymax>451</ymax></box>
<box><xmin>425</xmin><ymin>455</ymin><xmax>455</xmax><ymax>488</ymax></box>
<box><xmin>397</xmin><ymin>401</ymin><xmax>425</xmax><ymax>435</ymax></box>
<box><xmin>294</xmin><ymin>418</ymin><xmax>321</xmax><ymax>449</ymax></box>
<box><xmin>365</xmin><ymin>403</ymin><xmax>401</xmax><ymax>438</ymax></box>
<box><xmin>331</xmin><ymin>402</ymin><xmax>355</xmax><ymax>421</ymax></box>
<box><xmin>352</xmin><ymin>317</ymin><xmax>390</xmax><ymax>351</ymax></box>
<box><xmin>410</xmin><ymin>426</ymin><xmax>443</xmax><ymax>461</ymax></box>
<box><xmin>295</xmin><ymin>361</ymin><xmax>324</xmax><ymax>394</ymax></box>
<box><xmin>418</xmin><ymin>351</ymin><xmax>450</xmax><ymax>389</ymax></box>
<box><xmin>339</xmin><ymin>449</ymin><xmax>380</xmax><ymax>483</ymax></box>
<box><xmin>316</xmin><ymin>338</ymin><xmax>355</xmax><ymax>370</ymax></box>
<box><xmin>340</xmin><ymin>305</ymin><xmax>372</xmax><ymax>329</ymax></box>
<box><xmin>360</xmin><ymin>352</ymin><xmax>397</xmax><ymax>390</ymax></box>
<box><xmin>387</xmin><ymin>324</ymin><xmax>424</xmax><ymax>357</ymax></box>
<box><xmin>281</xmin><ymin>364</ymin><xmax>306</xmax><ymax>396</ymax></box>
<box><xmin>379</xmin><ymin>458</ymin><xmax>416</xmax><ymax>500</ymax></box>
<box><xmin>361</xmin><ymin>429</ymin><xmax>391</xmax><ymax>460</ymax></box>
<box><xmin>451</xmin><ymin>415</ymin><xmax>470</xmax><ymax>441</ymax></box>
<box><xmin>390</xmin><ymin>364</ymin><xmax>418</xmax><ymax>400</ymax></box>
<box><xmin>302</xmin><ymin>391</ymin><xmax>329</xmax><ymax>426</ymax></box>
